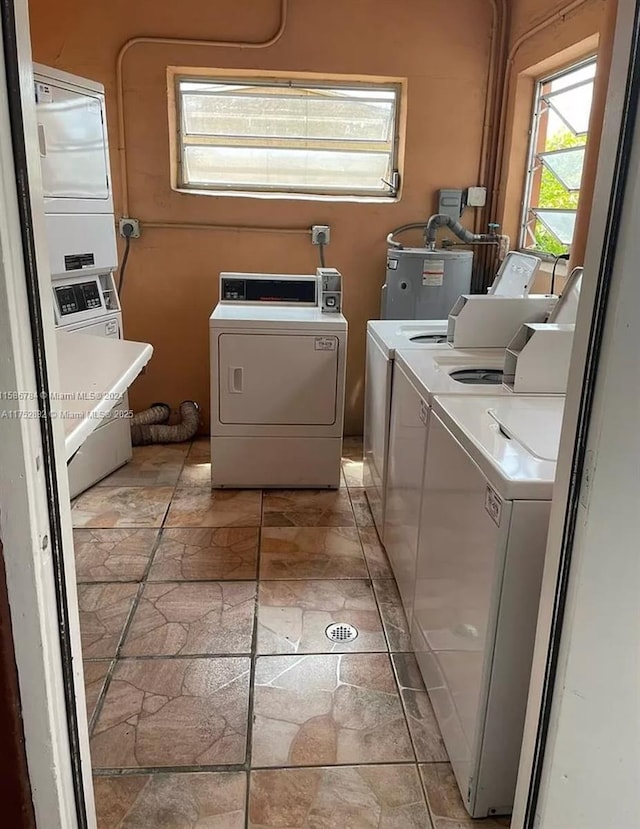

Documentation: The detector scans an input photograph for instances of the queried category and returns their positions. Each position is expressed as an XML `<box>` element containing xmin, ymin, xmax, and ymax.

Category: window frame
<box><xmin>520</xmin><ymin>55</ymin><xmax>597</xmax><ymax>258</ymax></box>
<box><xmin>171</xmin><ymin>71</ymin><xmax>404</xmax><ymax>202</ymax></box>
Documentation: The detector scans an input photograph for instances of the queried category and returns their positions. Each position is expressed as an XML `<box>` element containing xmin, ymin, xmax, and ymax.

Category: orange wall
<box><xmin>28</xmin><ymin>0</ymin><xmax>495</xmax><ymax>434</ymax></box>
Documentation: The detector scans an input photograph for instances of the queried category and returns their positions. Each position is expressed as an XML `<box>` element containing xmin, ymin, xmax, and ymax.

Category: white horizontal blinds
<box><xmin>521</xmin><ymin>58</ymin><xmax>596</xmax><ymax>254</ymax></box>
<box><xmin>178</xmin><ymin>80</ymin><xmax>399</xmax><ymax>196</ymax></box>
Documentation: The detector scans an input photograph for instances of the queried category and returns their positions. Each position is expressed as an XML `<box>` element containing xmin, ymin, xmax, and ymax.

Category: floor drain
<box><xmin>325</xmin><ymin>622</ymin><xmax>359</xmax><ymax>643</ymax></box>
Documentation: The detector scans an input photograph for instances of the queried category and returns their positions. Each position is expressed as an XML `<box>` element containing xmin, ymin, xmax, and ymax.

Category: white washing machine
<box><xmin>412</xmin><ymin>394</ymin><xmax>564</xmax><ymax>818</ymax></box>
<box><xmin>365</xmin><ymin>319</ymin><xmax>452</xmax><ymax>533</ymax></box>
<box><xmin>210</xmin><ymin>273</ymin><xmax>347</xmax><ymax>488</ymax></box>
<box><xmin>364</xmin><ymin>252</ymin><xmax>545</xmax><ymax>539</ymax></box>
<box><xmin>383</xmin><ymin>348</ymin><xmax>507</xmax><ymax>625</ymax></box>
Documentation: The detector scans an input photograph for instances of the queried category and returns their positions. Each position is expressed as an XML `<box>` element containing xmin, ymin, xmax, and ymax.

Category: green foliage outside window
<box><xmin>531</xmin><ymin>130</ymin><xmax>585</xmax><ymax>256</ymax></box>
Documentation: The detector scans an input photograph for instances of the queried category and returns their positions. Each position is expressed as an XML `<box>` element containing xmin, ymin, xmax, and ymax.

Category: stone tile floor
<box><xmin>74</xmin><ymin>436</ymin><xmax>510</xmax><ymax>828</ymax></box>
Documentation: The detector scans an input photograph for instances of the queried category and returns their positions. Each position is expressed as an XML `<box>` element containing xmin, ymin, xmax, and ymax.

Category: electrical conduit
<box><xmin>490</xmin><ymin>0</ymin><xmax>593</xmax><ymax>221</ymax></box>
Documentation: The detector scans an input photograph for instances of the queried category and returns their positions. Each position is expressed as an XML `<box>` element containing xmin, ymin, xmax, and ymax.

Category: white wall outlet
<box><xmin>311</xmin><ymin>225</ymin><xmax>331</xmax><ymax>245</ymax></box>
<box><xmin>118</xmin><ymin>217</ymin><xmax>140</xmax><ymax>238</ymax></box>
<box><xmin>467</xmin><ymin>186</ymin><xmax>487</xmax><ymax>208</ymax></box>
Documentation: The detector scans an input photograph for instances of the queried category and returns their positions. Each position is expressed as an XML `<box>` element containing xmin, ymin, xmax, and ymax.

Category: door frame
<box><xmin>0</xmin><ymin>1</ymin><xmax>94</xmax><ymax>826</ymax></box>
<box><xmin>513</xmin><ymin>0</ymin><xmax>639</xmax><ymax>824</ymax></box>
<box><xmin>0</xmin><ymin>0</ymin><xmax>638</xmax><ymax>826</ymax></box>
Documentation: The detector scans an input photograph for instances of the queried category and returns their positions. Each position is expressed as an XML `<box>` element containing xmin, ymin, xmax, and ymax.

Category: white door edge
<box><xmin>0</xmin><ymin>3</ymin><xmax>95</xmax><ymax>827</ymax></box>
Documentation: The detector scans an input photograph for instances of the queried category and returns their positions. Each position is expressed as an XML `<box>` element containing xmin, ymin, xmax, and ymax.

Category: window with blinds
<box><xmin>175</xmin><ymin>76</ymin><xmax>402</xmax><ymax>199</ymax></box>
<box><xmin>521</xmin><ymin>57</ymin><xmax>597</xmax><ymax>255</ymax></box>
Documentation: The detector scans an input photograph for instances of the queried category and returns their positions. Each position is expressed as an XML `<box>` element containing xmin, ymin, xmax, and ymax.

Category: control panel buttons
<box><xmin>55</xmin><ymin>279</ymin><xmax>104</xmax><ymax>316</ymax></box>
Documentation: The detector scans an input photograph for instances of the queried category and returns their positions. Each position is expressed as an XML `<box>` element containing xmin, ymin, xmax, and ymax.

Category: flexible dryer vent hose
<box><xmin>131</xmin><ymin>403</ymin><xmax>171</xmax><ymax>427</ymax></box>
<box><xmin>131</xmin><ymin>400</ymin><xmax>200</xmax><ymax>446</ymax></box>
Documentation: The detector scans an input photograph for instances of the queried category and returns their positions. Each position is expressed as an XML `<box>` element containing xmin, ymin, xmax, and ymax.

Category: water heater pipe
<box><xmin>116</xmin><ymin>0</ymin><xmax>289</xmax><ymax>217</ymax></box>
<box><xmin>424</xmin><ymin>214</ymin><xmax>500</xmax><ymax>248</ymax></box>
<box><xmin>386</xmin><ymin>222</ymin><xmax>433</xmax><ymax>248</ymax></box>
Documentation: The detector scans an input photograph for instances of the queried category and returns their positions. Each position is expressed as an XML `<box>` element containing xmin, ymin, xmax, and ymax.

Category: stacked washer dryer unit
<box><xmin>364</xmin><ymin>251</ymin><xmax>543</xmax><ymax>540</ymax></box>
<box><xmin>210</xmin><ymin>270</ymin><xmax>347</xmax><ymax>488</ymax></box>
<box><xmin>34</xmin><ymin>64</ymin><xmax>132</xmax><ymax>497</ymax></box>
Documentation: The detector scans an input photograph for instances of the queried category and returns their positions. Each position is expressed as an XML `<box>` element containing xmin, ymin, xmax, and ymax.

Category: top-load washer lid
<box><xmin>431</xmin><ymin>394</ymin><xmax>565</xmax><ymax>500</ymax></box>
<box><xmin>488</xmin><ymin>251</ymin><xmax>541</xmax><ymax>297</ymax></box>
<box><xmin>367</xmin><ymin>319</ymin><xmax>456</xmax><ymax>358</ymax></box>
<box><xmin>395</xmin><ymin>348</ymin><xmax>507</xmax><ymax>404</ymax></box>
<box><xmin>548</xmin><ymin>266</ymin><xmax>583</xmax><ymax>324</ymax></box>
<box><xmin>488</xmin><ymin>404</ymin><xmax>563</xmax><ymax>461</ymax></box>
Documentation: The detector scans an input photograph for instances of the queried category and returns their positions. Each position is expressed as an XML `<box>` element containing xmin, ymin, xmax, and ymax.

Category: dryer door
<box><xmin>36</xmin><ymin>82</ymin><xmax>109</xmax><ymax>201</ymax></box>
<box><xmin>218</xmin><ymin>332</ymin><xmax>339</xmax><ymax>425</ymax></box>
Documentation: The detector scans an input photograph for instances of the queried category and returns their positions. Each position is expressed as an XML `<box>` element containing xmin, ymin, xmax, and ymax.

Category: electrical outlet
<box><xmin>311</xmin><ymin>225</ymin><xmax>330</xmax><ymax>245</ymax></box>
<box><xmin>118</xmin><ymin>217</ymin><xmax>140</xmax><ymax>238</ymax></box>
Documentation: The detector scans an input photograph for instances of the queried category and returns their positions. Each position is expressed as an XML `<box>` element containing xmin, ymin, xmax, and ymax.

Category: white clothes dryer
<box><xmin>210</xmin><ymin>273</ymin><xmax>347</xmax><ymax>488</ymax></box>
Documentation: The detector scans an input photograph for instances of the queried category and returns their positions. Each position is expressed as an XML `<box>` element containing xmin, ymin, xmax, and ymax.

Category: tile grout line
<box><xmin>92</xmin><ymin>757</ymin><xmax>424</xmax><ymax>776</ymax></box>
<box><xmin>140</xmin><ymin>526</ymin><xmax>166</xmax><ymax>583</ymax></box>
<box><xmin>87</xmin><ymin>658</ymin><xmax>115</xmax><ymax>736</ymax></box>
<box><xmin>389</xmin><ymin>652</ymin><xmax>425</xmax><ymax>770</ymax></box>
<box><xmin>158</xmin><ymin>452</ymin><xmax>186</xmax><ymax>527</ymax></box>
<box><xmin>85</xmin><ymin>519</ymin><xmax>164</xmax><ymax>733</ymax></box>
<box><xmin>370</xmin><ymin>578</ymin><xmax>395</xmax><ymax>654</ymax></box>
<box><xmin>86</xmin><ymin>646</ymin><xmax>405</xmax><ymax>662</ymax></box>
<box><xmin>378</xmin><ymin>650</ymin><xmax>420</xmax><ymax>769</ymax></box>
<box><xmin>81</xmin><ymin>574</ymin><xmax>388</xmax><ymax>586</ymax></box>
<box><xmin>243</xmin><ymin>588</ymin><xmax>261</xmax><ymax>829</ymax></box>
<box><xmin>82</xmin><ymin>443</ymin><xmax>187</xmax><ymax>735</ymax></box>
<box><xmin>416</xmin><ymin>760</ymin><xmax>439</xmax><ymax>829</ymax></box>
<box><xmin>89</xmin><ymin>579</ymin><xmax>145</xmax><ymax>733</ymax></box>
<box><xmin>88</xmin><ymin>519</ymin><xmax>166</xmax><ymax>734</ymax></box>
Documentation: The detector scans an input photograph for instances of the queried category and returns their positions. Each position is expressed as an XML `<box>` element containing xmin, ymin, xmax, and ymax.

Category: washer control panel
<box><xmin>51</xmin><ymin>271</ymin><xmax>120</xmax><ymax>326</ymax></box>
<box><xmin>54</xmin><ymin>279</ymin><xmax>103</xmax><ymax>316</ymax></box>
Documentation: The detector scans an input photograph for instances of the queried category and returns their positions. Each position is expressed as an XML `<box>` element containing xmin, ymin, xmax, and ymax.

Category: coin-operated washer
<box><xmin>209</xmin><ymin>269</ymin><xmax>347</xmax><ymax>488</ymax></box>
